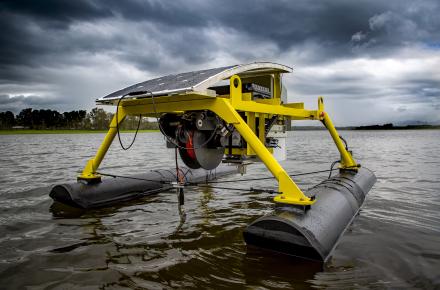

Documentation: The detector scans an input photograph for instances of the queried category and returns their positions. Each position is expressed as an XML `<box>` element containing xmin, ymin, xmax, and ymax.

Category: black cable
<box><xmin>96</xmin><ymin>170</ymin><xmax>279</xmax><ymax>194</ymax></box>
<box><xmin>293</xmin><ymin>168</ymin><xmax>342</xmax><ymax>178</ymax></box>
<box><xmin>196</xmin><ymin>167</ymin><xmax>342</xmax><ymax>184</ymax></box>
<box><xmin>188</xmin><ymin>176</ymin><xmax>270</xmax><ymax>184</ymax></box>
<box><xmin>96</xmin><ymin>162</ymin><xmax>359</xmax><ymax>195</ymax></box>
<box><xmin>186</xmin><ymin>184</ymin><xmax>275</xmax><ymax>193</ymax></box>
<box><xmin>177</xmin><ymin>168</ymin><xmax>190</xmax><ymax>184</ymax></box>
<box><xmin>174</xmin><ymin>147</ymin><xmax>180</xmax><ymax>183</ymax></box>
<box><xmin>95</xmin><ymin>171</ymin><xmax>169</xmax><ymax>184</ymax></box>
<box><xmin>328</xmin><ymin>160</ymin><xmax>341</xmax><ymax>179</ymax></box>
<box><xmin>113</xmin><ymin>90</ymin><xmax>216</xmax><ymax>151</ymax></box>
<box><xmin>116</xmin><ymin>93</ymin><xmax>142</xmax><ymax>150</ymax></box>
<box><xmin>339</xmin><ymin>135</ymin><xmax>348</xmax><ymax>151</ymax></box>
<box><xmin>189</xmin><ymin>164</ymin><xmax>359</xmax><ymax>192</ymax></box>
<box><xmin>97</xmin><ymin>165</ymin><xmax>358</xmax><ymax>187</ymax></box>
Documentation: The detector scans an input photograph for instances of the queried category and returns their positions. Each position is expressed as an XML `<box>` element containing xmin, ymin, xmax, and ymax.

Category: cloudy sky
<box><xmin>0</xmin><ymin>0</ymin><xmax>439</xmax><ymax>125</ymax></box>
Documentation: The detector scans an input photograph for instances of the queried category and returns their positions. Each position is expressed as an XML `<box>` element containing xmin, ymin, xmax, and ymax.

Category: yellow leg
<box><xmin>258</xmin><ymin>113</ymin><xmax>265</xmax><ymax>144</ymax></box>
<box><xmin>246</xmin><ymin>112</ymin><xmax>256</xmax><ymax>156</ymax></box>
<box><xmin>317</xmin><ymin>97</ymin><xmax>358</xmax><ymax>169</ymax></box>
<box><xmin>234</xmin><ymin>113</ymin><xmax>314</xmax><ymax>205</ymax></box>
<box><xmin>209</xmin><ymin>76</ymin><xmax>315</xmax><ymax>206</ymax></box>
<box><xmin>78</xmin><ymin>108</ymin><xmax>127</xmax><ymax>181</ymax></box>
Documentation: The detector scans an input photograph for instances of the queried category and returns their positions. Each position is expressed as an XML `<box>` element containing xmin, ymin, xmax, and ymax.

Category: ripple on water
<box><xmin>0</xmin><ymin>131</ymin><xmax>440</xmax><ymax>288</ymax></box>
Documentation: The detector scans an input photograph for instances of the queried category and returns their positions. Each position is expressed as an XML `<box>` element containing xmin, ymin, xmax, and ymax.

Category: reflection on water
<box><xmin>0</xmin><ymin>130</ymin><xmax>439</xmax><ymax>289</ymax></box>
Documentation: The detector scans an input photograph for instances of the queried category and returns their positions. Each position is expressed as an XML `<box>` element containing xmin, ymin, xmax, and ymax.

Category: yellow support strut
<box><xmin>317</xmin><ymin>96</ymin><xmax>358</xmax><ymax>169</ymax></box>
<box><xmin>78</xmin><ymin>108</ymin><xmax>127</xmax><ymax>181</ymax></box>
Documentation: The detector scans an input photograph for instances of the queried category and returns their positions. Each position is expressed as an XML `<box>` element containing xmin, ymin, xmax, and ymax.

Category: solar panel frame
<box><xmin>96</xmin><ymin>62</ymin><xmax>292</xmax><ymax>104</ymax></box>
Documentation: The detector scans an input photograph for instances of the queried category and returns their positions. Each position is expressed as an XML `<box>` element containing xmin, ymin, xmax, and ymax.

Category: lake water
<box><xmin>0</xmin><ymin>130</ymin><xmax>439</xmax><ymax>289</ymax></box>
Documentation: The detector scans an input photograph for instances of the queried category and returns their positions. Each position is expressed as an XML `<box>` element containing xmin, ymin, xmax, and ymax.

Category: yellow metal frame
<box><xmin>79</xmin><ymin>74</ymin><xmax>358</xmax><ymax>206</ymax></box>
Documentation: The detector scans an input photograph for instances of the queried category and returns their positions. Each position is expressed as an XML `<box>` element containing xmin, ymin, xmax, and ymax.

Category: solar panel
<box><xmin>100</xmin><ymin>65</ymin><xmax>234</xmax><ymax>101</ymax></box>
<box><xmin>97</xmin><ymin>62</ymin><xmax>292</xmax><ymax>103</ymax></box>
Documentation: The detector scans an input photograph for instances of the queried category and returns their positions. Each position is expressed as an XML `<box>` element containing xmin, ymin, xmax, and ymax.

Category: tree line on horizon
<box><xmin>0</xmin><ymin>108</ymin><xmax>158</xmax><ymax>130</ymax></box>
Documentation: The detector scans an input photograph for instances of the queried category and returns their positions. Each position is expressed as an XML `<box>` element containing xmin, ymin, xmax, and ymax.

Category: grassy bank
<box><xmin>0</xmin><ymin>129</ymin><xmax>159</xmax><ymax>135</ymax></box>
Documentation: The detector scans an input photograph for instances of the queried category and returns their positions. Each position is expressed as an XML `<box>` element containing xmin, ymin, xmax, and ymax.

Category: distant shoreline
<box><xmin>0</xmin><ymin>129</ymin><xmax>159</xmax><ymax>135</ymax></box>
<box><xmin>292</xmin><ymin>124</ymin><xmax>440</xmax><ymax>131</ymax></box>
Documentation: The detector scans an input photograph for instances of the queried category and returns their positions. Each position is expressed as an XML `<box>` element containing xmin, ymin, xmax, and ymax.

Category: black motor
<box><xmin>159</xmin><ymin>111</ymin><xmax>230</xmax><ymax>170</ymax></box>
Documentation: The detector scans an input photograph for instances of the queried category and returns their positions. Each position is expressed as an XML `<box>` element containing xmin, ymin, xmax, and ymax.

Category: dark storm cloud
<box><xmin>106</xmin><ymin>0</ymin><xmax>206</xmax><ymax>28</ymax></box>
<box><xmin>1</xmin><ymin>0</ymin><xmax>112</xmax><ymax>24</ymax></box>
<box><xmin>104</xmin><ymin>0</ymin><xmax>440</xmax><ymax>62</ymax></box>
<box><xmin>0</xmin><ymin>0</ymin><xmax>112</xmax><ymax>69</ymax></box>
<box><xmin>0</xmin><ymin>2</ymin><xmax>211</xmax><ymax>80</ymax></box>
<box><xmin>0</xmin><ymin>0</ymin><xmax>439</xmax><ymax>123</ymax></box>
<box><xmin>2</xmin><ymin>0</ymin><xmax>439</xmax><ymax>73</ymax></box>
<box><xmin>208</xmin><ymin>0</ymin><xmax>376</xmax><ymax>57</ymax></box>
<box><xmin>352</xmin><ymin>7</ymin><xmax>440</xmax><ymax>54</ymax></box>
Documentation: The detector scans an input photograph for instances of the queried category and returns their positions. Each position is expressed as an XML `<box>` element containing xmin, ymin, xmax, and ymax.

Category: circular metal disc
<box><xmin>193</xmin><ymin>130</ymin><xmax>224</xmax><ymax>170</ymax></box>
<box><xmin>179</xmin><ymin>146</ymin><xmax>201</xmax><ymax>169</ymax></box>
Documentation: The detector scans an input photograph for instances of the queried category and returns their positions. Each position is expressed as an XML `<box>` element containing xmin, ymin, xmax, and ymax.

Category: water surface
<box><xmin>0</xmin><ymin>130</ymin><xmax>439</xmax><ymax>289</ymax></box>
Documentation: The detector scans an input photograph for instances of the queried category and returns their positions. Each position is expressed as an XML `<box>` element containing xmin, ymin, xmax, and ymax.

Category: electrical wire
<box><xmin>174</xmin><ymin>147</ymin><xmax>184</xmax><ymax>184</ymax></box>
<box><xmin>328</xmin><ymin>160</ymin><xmax>341</xmax><ymax>179</ymax></box>
<box><xmin>95</xmin><ymin>163</ymin><xmax>359</xmax><ymax>194</ymax></box>
<box><xmin>339</xmin><ymin>135</ymin><xmax>348</xmax><ymax>151</ymax></box>
<box><xmin>185</xmin><ymin>184</ymin><xmax>278</xmax><ymax>193</ymax></box>
<box><xmin>95</xmin><ymin>171</ymin><xmax>169</xmax><ymax>184</ymax></box>
<box><xmin>115</xmin><ymin>93</ymin><xmax>142</xmax><ymax>150</ymax></box>
<box><xmin>193</xmin><ymin>167</ymin><xmax>343</xmax><ymax>184</ymax></box>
